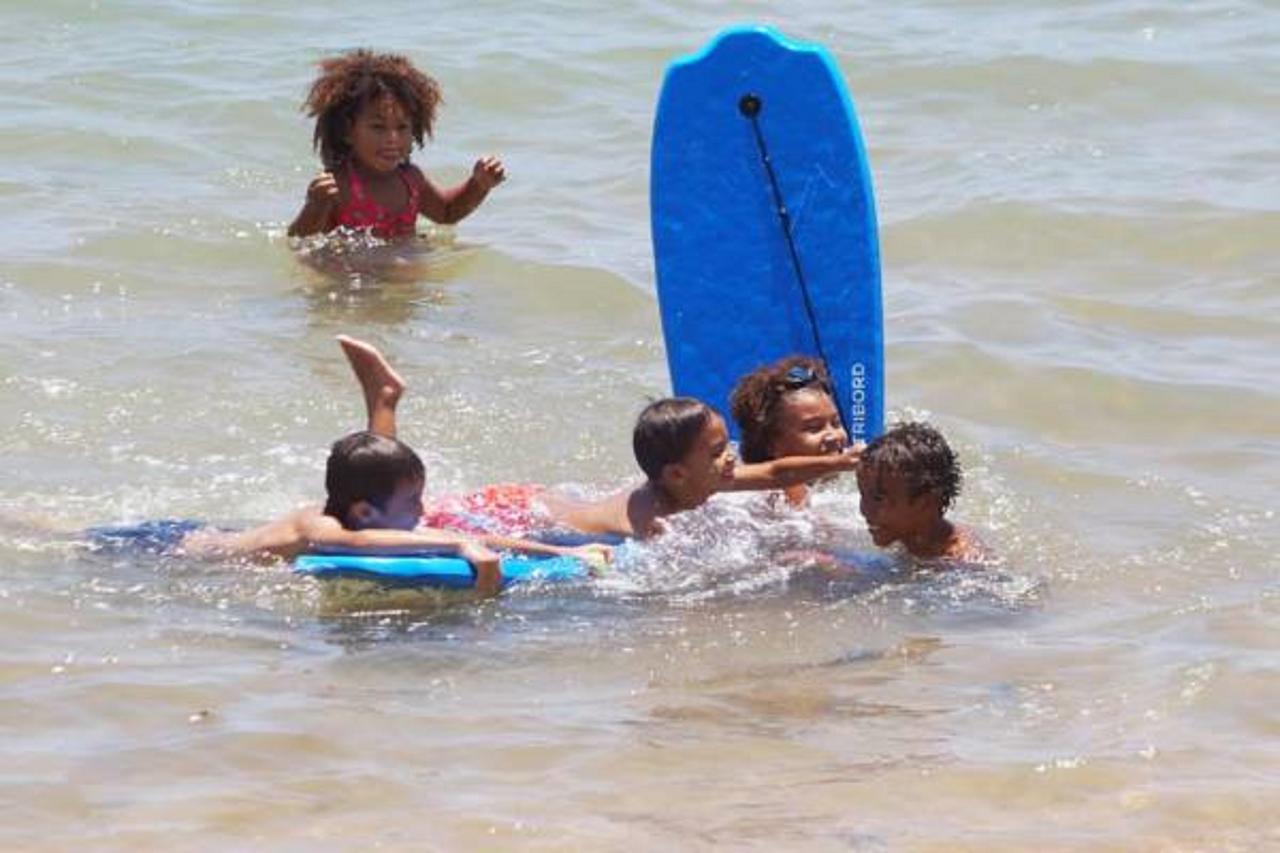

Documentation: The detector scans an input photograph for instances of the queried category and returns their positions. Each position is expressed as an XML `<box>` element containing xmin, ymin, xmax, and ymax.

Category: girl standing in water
<box><xmin>289</xmin><ymin>49</ymin><xmax>505</xmax><ymax>239</ymax></box>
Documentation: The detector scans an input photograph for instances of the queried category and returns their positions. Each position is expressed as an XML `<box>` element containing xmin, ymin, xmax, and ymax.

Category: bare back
<box><xmin>545</xmin><ymin>484</ymin><xmax>665</xmax><ymax>541</ymax></box>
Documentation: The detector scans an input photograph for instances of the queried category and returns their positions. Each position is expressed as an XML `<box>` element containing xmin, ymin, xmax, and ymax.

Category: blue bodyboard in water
<box><xmin>651</xmin><ymin>25</ymin><xmax>884</xmax><ymax>443</ymax></box>
<box><xmin>294</xmin><ymin>553</ymin><xmax>589</xmax><ymax>589</ymax></box>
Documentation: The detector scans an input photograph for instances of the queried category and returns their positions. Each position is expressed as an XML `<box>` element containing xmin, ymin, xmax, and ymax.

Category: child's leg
<box><xmin>0</xmin><ymin>508</ymin><xmax>76</xmax><ymax>540</ymax></box>
<box><xmin>337</xmin><ymin>335</ymin><xmax>405</xmax><ymax>438</ymax></box>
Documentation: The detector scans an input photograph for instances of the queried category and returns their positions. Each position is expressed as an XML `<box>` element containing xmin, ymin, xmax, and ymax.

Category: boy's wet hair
<box><xmin>304</xmin><ymin>49</ymin><xmax>443</xmax><ymax>170</ymax></box>
<box><xmin>729</xmin><ymin>354</ymin><xmax>833</xmax><ymax>463</ymax></box>
<box><xmin>862</xmin><ymin>422</ymin><xmax>962</xmax><ymax>512</ymax></box>
<box><xmin>323</xmin><ymin>430</ymin><xmax>425</xmax><ymax>526</ymax></box>
<box><xmin>633</xmin><ymin>397</ymin><xmax>714</xmax><ymax>482</ymax></box>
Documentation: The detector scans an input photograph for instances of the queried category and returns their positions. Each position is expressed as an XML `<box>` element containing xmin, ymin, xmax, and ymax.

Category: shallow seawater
<box><xmin>1</xmin><ymin>0</ymin><xmax>1277</xmax><ymax>849</ymax></box>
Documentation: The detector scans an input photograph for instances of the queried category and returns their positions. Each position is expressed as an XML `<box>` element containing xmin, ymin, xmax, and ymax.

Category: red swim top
<box><xmin>333</xmin><ymin>163</ymin><xmax>420</xmax><ymax>239</ymax></box>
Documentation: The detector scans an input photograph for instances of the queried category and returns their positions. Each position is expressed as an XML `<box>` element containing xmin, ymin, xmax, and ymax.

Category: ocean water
<box><xmin>1</xmin><ymin>0</ymin><xmax>1277</xmax><ymax>849</ymax></box>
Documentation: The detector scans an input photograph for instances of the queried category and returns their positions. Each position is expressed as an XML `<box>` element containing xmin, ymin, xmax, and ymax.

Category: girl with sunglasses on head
<box><xmin>729</xmin><ymin>355</ymin><xmax>854</xmax><ymax>508</ymax></box>
<box><xmin>732</xmin><ymin>357</ymin><xmax>994</xmax><ymax>568</ymax></box>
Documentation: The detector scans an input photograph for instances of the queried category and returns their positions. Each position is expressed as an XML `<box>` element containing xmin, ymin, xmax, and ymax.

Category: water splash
<box><xmin>292</xmin><ymin>227</ymin><xmax>481</xmax><ymax>290</ymax></box>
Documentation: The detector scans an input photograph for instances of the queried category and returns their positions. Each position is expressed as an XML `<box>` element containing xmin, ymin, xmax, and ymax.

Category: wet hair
<box><xmin>729</xmin><ymin>354</ymin><xmax>834</xmax><ymax>463</ymax></box>
<box><xmin>632</xmin><ymin>397</ymin><xmax>714</xmax><ymax>482</ymax></box>
<box><xmin>861</xmin><ymin>422</ymin><xmax>962</xmax><ymax>513</ymax></box>
<box><xmin>303</xmin><ymin>49</ymin><xmax>443</xmax><ymax>170</ymax></box>
<box><xmin>322</xmin><ymin>430</ymin><xmax>425</xmax><ymax>526</ymax></box>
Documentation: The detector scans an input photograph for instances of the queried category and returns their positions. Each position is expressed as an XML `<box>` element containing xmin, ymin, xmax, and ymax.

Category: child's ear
<box><xmin>345</xmin><ymin>500</ymin><xmax>379</xmax><ymax>529</ymax></box>
<box><xmin>661</xmin><ymin>462</ymin><xmax>687</xmax><ymax>488</ymax></box>
<box><xmin>913</xmin><ymin>489</ymin><xmax>943</xmax><ymax>515</ymax></box>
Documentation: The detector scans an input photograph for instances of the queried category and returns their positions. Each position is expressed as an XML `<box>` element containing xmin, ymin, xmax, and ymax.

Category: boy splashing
<box><xmin>552</xmin><ymin>398</ymin><xmax>737</xmax><ymax>539</ymax></box>
<box><xmin>90</xmin><ymin>337</ymin><xmax>607</xmax><ymax>597</ymax></box>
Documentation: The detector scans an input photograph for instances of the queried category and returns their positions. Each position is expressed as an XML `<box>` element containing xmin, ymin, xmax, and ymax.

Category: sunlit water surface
<box><xmin>1</xmin><ymin>0</ymin><xmax>1276</xmax><ymax>848</ymax></box>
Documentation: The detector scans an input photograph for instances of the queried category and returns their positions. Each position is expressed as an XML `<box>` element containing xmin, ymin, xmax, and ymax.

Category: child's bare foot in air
<box><xmin>338</xmin><ymin>335</ymin><xmax>406</xmax><ymax>438</ymax></box>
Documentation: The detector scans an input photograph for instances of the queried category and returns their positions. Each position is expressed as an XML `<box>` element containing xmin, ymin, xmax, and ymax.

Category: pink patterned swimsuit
<box><xmin>422</xmin><ymin>483</ymin><xmax>550</xmax><ymax>537</ymax></box>
<box><xmin>333</xmin><ymin>163</ymin><xmax>420</xmax><ymax>239</ymax></box>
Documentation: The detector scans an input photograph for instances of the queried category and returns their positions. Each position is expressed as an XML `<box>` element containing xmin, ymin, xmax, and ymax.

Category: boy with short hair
<box><xmin>549</xmin><ymin>397</ymin><xmax>860</xmax><ymax>539</ymax></box>
<box><xmin>174</xmin><ymin>430</ymin><xmax>507</xmax><ymax>594</ymax></box>
<box><xmin>93</xmin><ymin>337</ymin><xmax>608</xmax><ymax>597</ymax></box>
<box><xmin>551</xmin><ymin>397</ymin><xmax>736</xmax><ymax>539</ymax></box>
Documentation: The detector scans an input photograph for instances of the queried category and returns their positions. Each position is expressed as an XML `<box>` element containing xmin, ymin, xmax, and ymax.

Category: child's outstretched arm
<box><xmin>476</xmin><ymin>533</ymin><xmax>613</xmax><ymax>573</ymax></box>
<box><xmin>288</xmin><ymin>171</ymin><xmax>341</xmax><ymax>237</ymax></box>
<box><xmin>299</xmin><ymin>515</ymin><xmax>503</xmax><ymax>596</ymax></box>
<box><xmin>723</xmin><ymin>447</ymin><xmax>861</xmax><ymax>492</ymax></box>
<box><xmin>414</xmin><ymin>156</ymin><xmax>506</xmax><ymax>225</ymax></box>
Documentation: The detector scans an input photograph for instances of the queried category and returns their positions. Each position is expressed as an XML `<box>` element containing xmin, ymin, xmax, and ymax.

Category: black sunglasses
<box><xmin>781</xmin><ymin>364</ymin><xmax>826</xmax><ymax>391</ymax></box>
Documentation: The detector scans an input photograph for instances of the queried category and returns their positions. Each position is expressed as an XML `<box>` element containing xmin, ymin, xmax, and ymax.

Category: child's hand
<box><xmin>471</xmin><ymin>156</ymin><xmax>506</xmax><ymax>191</ymax></box>
<box><xmin>777</xmin><ymin>548</ymin><xmax>848</xmax><ymax>576</ymax></box>
<box><xmin>836</xmin><ymin>443</ymin><xmax>864</xmax><ymax>471</ymax></box>
<box><xmin>306</xmin><ymin>171</ymin><xmax>340</xmax><ymax>209</ymax></box>
<box><xmin>564</xmin><ymin>543</ymin><xmax>613</xmax><ymax>576</ymax></box>
<box><xmin>459</xmin><ymin>540</ymin><xmax>503</xmax><ymax>597</ymax></box>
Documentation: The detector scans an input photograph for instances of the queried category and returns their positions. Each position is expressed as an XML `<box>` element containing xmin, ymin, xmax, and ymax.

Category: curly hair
<box><xmin>303</xmin><ymin>49</ymin><xmax>443</xmax><ymax>170</ymax></box>
<box><xmin>728</xmin><ymin>354</ymin><xmax>833</xmax><ymax>463</ymax></box>
<box><xmin>861</xmin><ymin>422</ymin><xmax>962</xmax><ymax>512</ymax></box>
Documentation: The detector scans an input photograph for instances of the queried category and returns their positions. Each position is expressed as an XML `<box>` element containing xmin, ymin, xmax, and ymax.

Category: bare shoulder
<box><xmin>948</xmin><ymin>524</ymin><xmax>994</xmax><ymax>564</ymax></box>
<box><xmin>624</xmin><ymin>486</ymin><xmax>664</xmax><ymax>539</ymax></box>
<box><xmin>289</xmin><ymin>505</ymin><xmax>335</xmax><ymax>534</ymax></box>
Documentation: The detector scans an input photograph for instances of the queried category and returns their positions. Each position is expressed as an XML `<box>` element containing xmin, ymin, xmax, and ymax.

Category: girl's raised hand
<box><xmin>471</xmin><ymin>156</ymin><xmax>506</xmax><ymax>191</ymax></box>
<box><xmin>306</xmin><ymin>171</ymin><xmax>340</xmax><ymax>208</ymax></box>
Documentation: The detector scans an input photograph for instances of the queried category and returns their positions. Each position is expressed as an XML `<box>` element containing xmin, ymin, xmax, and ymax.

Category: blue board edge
<box><xmin>294</xmin><ymin>553</ymin><xmax>589</xmax><ymax>590</ymax></box>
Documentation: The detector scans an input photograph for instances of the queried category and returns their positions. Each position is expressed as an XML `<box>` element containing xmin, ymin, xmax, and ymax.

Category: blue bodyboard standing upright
<box><xmin>650</xmin><ymin>25</ymin><xmax>884</xmax><ymax>443</ymax></box>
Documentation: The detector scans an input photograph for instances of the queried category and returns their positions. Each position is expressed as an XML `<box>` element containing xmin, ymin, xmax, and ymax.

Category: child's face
<box><xmin>346</xmin><ymin>94</ymin><xmax>413</xmax><ymax>173</ymax></box>
<box><xmin>856</xmin><ymin>465</ymin><xmax>936</xmax><ymax>548</ymax></box>
<box><xmin>671</xmin><ymin>413</ymin><xmax>736</xmax><ymax>505</ymax></box>
<box><xmin>767</xmin><ymin>388</ymin><xmax>847</xmax><ymax>459</ymax></box>
<box><xmin>369</xmin><ymin>476</ymin><xmax>426</xmax><ymax>531</ymax></box>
